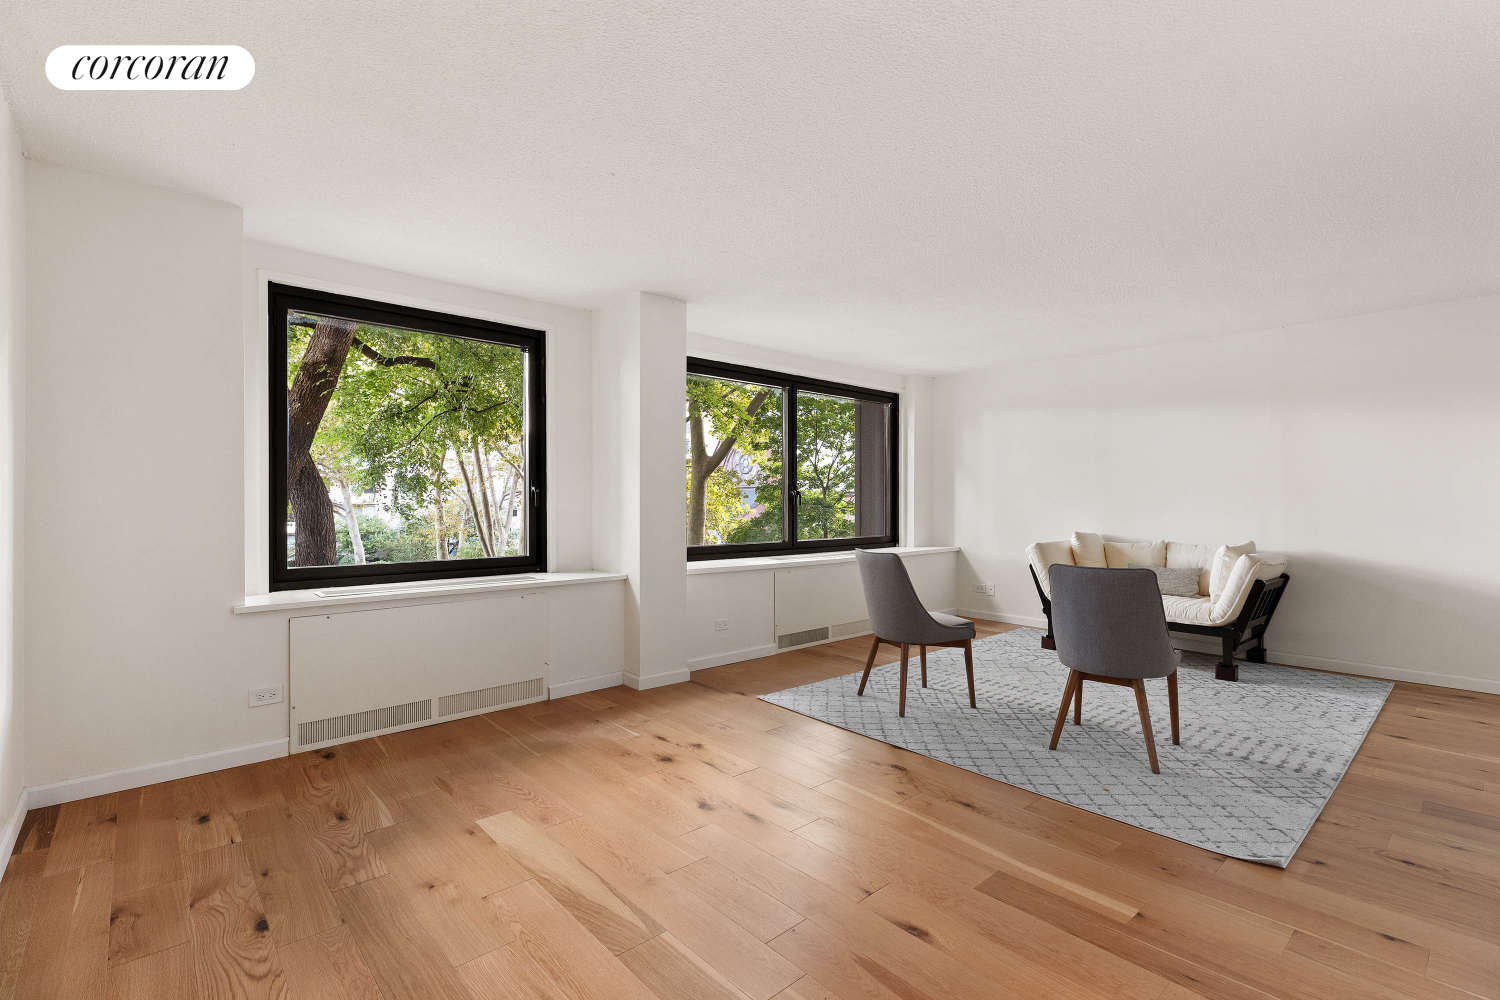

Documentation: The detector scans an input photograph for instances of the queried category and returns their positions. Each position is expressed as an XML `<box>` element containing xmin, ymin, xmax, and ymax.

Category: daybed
<box><xmin>1026</xmin><ymin>533</ymin><xmax>1289</xmax><ymax>681</ymax></box>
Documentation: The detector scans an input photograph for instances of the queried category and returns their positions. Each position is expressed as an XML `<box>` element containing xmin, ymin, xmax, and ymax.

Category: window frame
<box><xmin>268</xmin><ymin>281</ymin><xmax>548</xmax><ymax>592</ymax></box>
<box><xmin>686</xmin><ymin>357</ymin><xmax>899</xmax><ymax>561</ymax></box>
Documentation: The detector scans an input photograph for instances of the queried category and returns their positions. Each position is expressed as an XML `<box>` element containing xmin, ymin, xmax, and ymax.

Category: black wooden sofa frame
<box><xmin>1028</xmin><ymin>566</ymin><xmax>1290</xmax><ymax>682</ymax></box>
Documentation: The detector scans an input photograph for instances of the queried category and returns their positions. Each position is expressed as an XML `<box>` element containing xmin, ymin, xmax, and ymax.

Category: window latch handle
<box><xmin>531</xmin><ymin>485</ymin><xmax>540</xmax><ymax>507</ymax></box>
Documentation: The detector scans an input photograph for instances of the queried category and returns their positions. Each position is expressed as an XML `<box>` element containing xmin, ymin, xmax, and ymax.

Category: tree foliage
<box><xmin>685</xmin><ymin>375</ymin><xmax>781</xmax><ymax>545</ymax></box>
<box><xmin>287</xmin><ymin>316</ymin><xmax>527</xmax><ymax>567</ymax></box>
<box><xmin>685</xmin><ymin>376</ymin><xmax>863</xmax><ymax>546</ymax></box>
<box><xmin>793</xmin><ymin>393</ymin><xmax>857</xmax><ymax>539</ymax></box>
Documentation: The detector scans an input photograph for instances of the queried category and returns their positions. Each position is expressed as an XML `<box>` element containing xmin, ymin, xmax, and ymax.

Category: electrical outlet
<box><xmin>985</xmin><ymin>583</ymin><xmax>996</xmax><ymax>596</ymax></box>
<box><xmin>714</xmin><ymin>619</ymin><xmax>729</xmax><ymax>631</ymax></box>
<box><xmin>973</xmin><ymin>583</ymin><xmax>986</xmax><ymax>594</ymax></box>
<box><xmin>248</xmin><ymin>685</ymin><xmax>284</xmax><ymax>707</ymax></box>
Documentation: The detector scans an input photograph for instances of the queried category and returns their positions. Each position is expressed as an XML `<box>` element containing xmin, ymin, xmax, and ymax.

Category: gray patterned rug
<box><xmin>760</xmin><ymin>629</ymin><xmax>1392</xmax><ymax>866</ymax></box>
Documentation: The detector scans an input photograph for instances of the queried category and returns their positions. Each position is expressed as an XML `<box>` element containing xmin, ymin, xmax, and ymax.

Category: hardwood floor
<box><xmin>1</xmin><ymin>620</ymin><xmax>1497</xmax><ymax>999</ymax></box>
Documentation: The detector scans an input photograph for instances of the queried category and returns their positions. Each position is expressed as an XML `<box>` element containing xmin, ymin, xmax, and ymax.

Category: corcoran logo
<box><xmin>46</xmin><ymin>45</ymin><xmax>254</xmax><ymax>90</ymax></box>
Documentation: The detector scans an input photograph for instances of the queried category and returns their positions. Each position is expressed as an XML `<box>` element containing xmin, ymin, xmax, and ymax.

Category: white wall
<box><xmin>0</xmin><ymin>84</ymin><xmax>25</xmax><ymax>840</ymax></box>
<box><xmin>25</xmin><ymin>162</ymin><xmax>265</xmax><ymax>788</ymax></box>
<box><xmin>23</xmin><ymin>164</ymin><xmax>620</xmax><ymax>795</ymax></box>
<box><xmin>936</xmin><ymin>296</ymin><xmax>1500</xmax><ymax>693</ymax></box>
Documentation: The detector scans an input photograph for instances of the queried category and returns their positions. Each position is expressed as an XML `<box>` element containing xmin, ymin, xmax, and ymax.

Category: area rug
<box><xmin>760</xmin><ymin>628</ymin><xmax>1392</xmax><ymax>866</ymax></box>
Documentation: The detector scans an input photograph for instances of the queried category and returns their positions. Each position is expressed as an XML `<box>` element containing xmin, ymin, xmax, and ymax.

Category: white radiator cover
<box><xmin>772</xmin><ymin>553</ymin><xmax>956</xmax><ymax>646</ymax></box>
<box><xmin>290</xmin><ymin>591</ymin><xmax>549</xmax><ymax>751</ymax></box>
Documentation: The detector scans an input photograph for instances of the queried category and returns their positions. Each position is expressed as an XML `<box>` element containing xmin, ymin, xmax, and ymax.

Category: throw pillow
<box><xmin>1104</xmin><ymin>538</ymin><xmax>1165</xmax><ymax>568</ymax></box>
<box><xmin>1209</xmin><ymin>541</ymin><xmax>1256</xmax><ymax>602</ymax></box>
<box><xmin>1070</xmin><ymin>531</ymin><xmax>1107</xmax><ymax>567</ymax></box>
<box><xmin>1130</xmin><ymin>563</ymin><xmax>1201</xmax><ymax>598</ymax></box>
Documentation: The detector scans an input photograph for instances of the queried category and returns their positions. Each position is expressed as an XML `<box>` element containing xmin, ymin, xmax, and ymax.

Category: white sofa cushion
<box><xmin>1030</xmin><ymin>537</ymin><xmax>1284</xmax><ymax>625</ymax></box>
<box><xmin>1027</xmin><ymin>540</ymin><xmax>1075</xmax><ymax>598</ymax></box>
<box><xmin>1166</xmin><ymin>541</ymin><xmax>1215</xmax><ymax>597</ymax></box>
<box><xmin>1160</xmin><ymin>554</ymin><xmax>1263</xmax><ymax>626</ymax></box>
<box><xmin>1161</xmin><ymin>595</ymin><xmax>1217</xmax><ymax>624</ymax></box>
<box><xmin>1104</xmin><ymin>538</ymin><xmax>1165</xmax><ymax>568</ymax></box>
<box><xmin>1253</xmin><ymin>551</ymin><xmax>1288</xmax><ymax>582</ymax></box>
<box><xmin>1209</xmin><ymin>541</ymin><xmax>1256</xmax><ymax>602</ymax></box>
<box><xmin>1210</xmin><ymin>553</ymin><xmax>1264</xmax><ymax>623</ymax></box>
<box><xmin>1070</xmin><ymin>531</ymin><xmax>1107</xmax><ymax>567</ymax></box>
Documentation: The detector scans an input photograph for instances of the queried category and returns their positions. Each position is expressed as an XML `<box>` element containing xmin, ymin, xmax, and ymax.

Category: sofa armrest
<box><xmin>1208</xmin><ymin>553</ymin><xmax>1264</xmax><ymax>624</ymax></box>
<box><xmin>1026</xmin><ymin>541</ymin><xmax>1075</xmax><ymax>599</ymax></box>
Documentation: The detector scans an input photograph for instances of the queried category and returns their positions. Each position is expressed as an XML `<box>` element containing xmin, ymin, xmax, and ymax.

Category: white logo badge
<box><xmin>47</xmin><ymin>46</ymin><xmax>254</xmax><ymax>90</ymax></box>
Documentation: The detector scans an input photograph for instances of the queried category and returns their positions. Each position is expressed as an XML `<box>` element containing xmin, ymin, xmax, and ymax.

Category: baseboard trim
<box><xmin>961</xmin><ymin>611</ymin><xmax>1497</xmax><ymax>694</ymax></box>
<box><xmin>26</xmin><ymin>737</ymin><xmax>291</xmax><ymax>809</ymax></box>
<box><xmin>1</xmin><ymin>788</ymin><xmax>27</xmax><ymax>857</ymax></box>
<box><xmin>625</xmin><ymin>667</ymin><xmax>692</xmax><ymax>691</ymax></box>
<box><xmin>1262</xmin><ymin>649</ymin><xmax>1500</xmax><ymax>695</ymax></box>
<box><xmin>687</xmin><ymin>644</ymin><xmax>779</xmax><ymax>672</ymax></box>
<box><xmin>955</xmin><ymin>608</ymin><xmax>1047</xmax><ymax>629</ymax></box>
<box><xmin>548</xmin><ymin>671</ymin><xmax>626</xmax><ymax>699</ymax></box>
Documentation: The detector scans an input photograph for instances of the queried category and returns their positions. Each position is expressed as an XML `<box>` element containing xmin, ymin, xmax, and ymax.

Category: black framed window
<box><xmin>687</xmin><ymin>359</ymin><xmax>898</xmax><ymax>559</ymax></box>
<box><xmin>269</xmin><ymin>282</ymin><xmax>546</xmax><ymax>591</ymax></box>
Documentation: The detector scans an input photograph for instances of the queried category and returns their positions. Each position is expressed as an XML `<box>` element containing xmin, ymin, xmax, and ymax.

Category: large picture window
<box><xmin>269</xmin><ymin>283</ymin><xmax>546</xmax><ymax>591</ymax></box>
<box><xmin>686</xmin><ymin>359</ymin><xmax>897</xmax><ymax>559</ymax></box>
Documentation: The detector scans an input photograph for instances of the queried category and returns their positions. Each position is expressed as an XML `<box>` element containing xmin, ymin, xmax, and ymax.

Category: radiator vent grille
<box><xmin>778</xmin><ymin>626</ymin><xmax>830</xmax><ymax>649</ymax></box>
<box><xmin>439</xmin><ymin>677</ymin><xmax>545</xmax><ymax>717</ymax></box>
<box><xmin>297</xmin><ymin>698</ymin><xmax>432</xmax><ymax>747</ymax></box>
<box><xmin>829</xmin><ymin>618</ymin><xmax>871</xmax><ymax>639</ymax></box>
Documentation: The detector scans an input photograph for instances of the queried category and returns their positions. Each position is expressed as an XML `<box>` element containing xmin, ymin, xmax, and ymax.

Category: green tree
<box><xmin>685</xmin><ymin>463</ymin><xmax>757</xmax><ymax>544</ymax></box>
<box><xmin>794</xmin><ymin>394</ymin><xmax>858</xmax><ymax>539</ymax></box>
<box><xmin>287</xmin><ymin>315</ymin><xmax>528</xmax><ymax>567</ymax></box>
<box><xmin>685</xmin><ymin>375</ymin><xmax>780</xmax><ymax>545</ymax></box>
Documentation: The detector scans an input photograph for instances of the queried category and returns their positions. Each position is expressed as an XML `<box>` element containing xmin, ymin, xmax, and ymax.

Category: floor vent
<box><xmin>829</xmin><ymin>618</ymin><xmax>871</xmax><ymax>639</ymax></box>
<box><xmin>297</xmin><ymin>698</ymin><xmax>432</xmax><ymax>747</ymax></box>
<box><xmin>439</xmin><ymin>677</ymin><xmax>545</xmax><ymax>717</ymax></box>
<box><xmin>778</xmin><ymin>626</ymin><xmax>830</xmax><ymax>649</ymax></box>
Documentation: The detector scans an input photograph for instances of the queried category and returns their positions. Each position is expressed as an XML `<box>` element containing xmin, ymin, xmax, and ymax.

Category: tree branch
<box><xmin>352</xmin><ymin>336</ymin><xmax>438</xmax><ymax>369</ymax></box>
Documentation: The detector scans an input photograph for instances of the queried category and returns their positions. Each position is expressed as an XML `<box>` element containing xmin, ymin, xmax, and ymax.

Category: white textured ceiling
<box><xmin>3</xmin><ymin>1</ymin><xmax>1499</xmax><ymax>374</ymax></box>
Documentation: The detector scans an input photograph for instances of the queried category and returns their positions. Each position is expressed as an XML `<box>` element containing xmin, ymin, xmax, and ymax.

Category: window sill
<box><xmin>233</xmin><ymin>571</ymin><xmax>628</xmax><ymax>615</ymax></box>
<box><xmin>686</xmin><ymin>546</ymin><xmax>959</xmax><ymax>576</ymax></box>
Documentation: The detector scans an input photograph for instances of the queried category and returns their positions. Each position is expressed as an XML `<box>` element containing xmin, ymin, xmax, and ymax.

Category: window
<box><xmin>269</xmin><ymin>283</ymin><xmax>546</xmax><ymax>591</ymax></box>
<box><xmin>686</xmin><ymin>359</ymin><xmax>897</xmax><ymax>558</ymax></box>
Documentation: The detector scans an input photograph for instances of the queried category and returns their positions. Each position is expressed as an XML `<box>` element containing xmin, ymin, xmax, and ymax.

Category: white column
<box><xmin>591</xmin><ymin>292</ymin><xmax>687</xmax><ymax>689</ymax></box>
<box><xmin>902</xmin><ymin>374</ymin><xmax>936</xmax><ymax>547</ymax></box>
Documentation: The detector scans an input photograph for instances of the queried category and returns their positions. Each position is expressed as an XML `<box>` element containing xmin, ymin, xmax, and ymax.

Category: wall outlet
<box><xmin>973</xmin><ymin>583</ymin><xmax>986</xmax><ymax>594</ymax></box>
<box><xmin>714</xmin><ymin>619</ymin><xmax>729</xmax><ymax>631</ymax></box>
<box><xmin>248</xmin><ymin>685</ymin><xmax>284</xmax><ymax>707</ymax></box>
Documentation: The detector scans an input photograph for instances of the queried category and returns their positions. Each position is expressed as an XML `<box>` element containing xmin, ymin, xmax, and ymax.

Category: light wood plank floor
<box><xmin>2</xmin><ymin>620</ymin><xmax>1497</xmax><ymax>999</ymax></box>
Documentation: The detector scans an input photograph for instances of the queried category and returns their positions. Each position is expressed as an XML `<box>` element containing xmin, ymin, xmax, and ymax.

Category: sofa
<box><xmin>1026</xmin><ymin>533</ymin><xmax>1289</xmax><ymax>681</ymax></box>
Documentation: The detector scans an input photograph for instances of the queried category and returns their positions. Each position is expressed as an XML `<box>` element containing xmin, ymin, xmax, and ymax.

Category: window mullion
<box><xmin>783</xmin><ymin>384</ymin><xmax>796</xmax><ymax>546</ymax></box>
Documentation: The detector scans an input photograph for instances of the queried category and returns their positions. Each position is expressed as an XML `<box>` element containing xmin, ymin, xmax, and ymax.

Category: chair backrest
<box><xmin>1049</xmin><ymin>564</ymin><xmax>1177</xmax><ymax>679</ymax></box>
<box><xmin>855</xmin><ymin>550</ymin><xmax>934</xmax><ymax>642</ymax></box>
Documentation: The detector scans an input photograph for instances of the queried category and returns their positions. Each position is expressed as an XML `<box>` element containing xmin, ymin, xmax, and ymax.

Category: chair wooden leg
<box><xmin>963</xmin><ymin>639</ymin><xmax>976</xmax><ymax>708</ymax></box>
<box><xmin>1167</xmin><ymin>670</ymin><xmax>1180</xmax><ymax>745</ymax></box>
<box><xmin>1132</xmin><ymin>679</ymin><xmax>1160</xmax><ymax>774</ymax></box>
<box><xmin>899</xmin><ymin>643</ymin><xmax>910</xmax><ymax>717</ymax></box>
<box><xmin>857</xmin><ymin>636</ymin><xmax>880</xmax><ymax>696</ymax></box>
<box><xmin>1072</xmin><ymin>678</ymin><xmax>1082</xmax><ymax>725</ymax></box>
<box><xmin>1050</xmin><ymin>670</ymin><xmax>1080</xmax><ymax>750</ymax></box>
<box><xmin>920</xmin><ymin>645</ymin><xmax>928</xmax><ymax>687</ymax></box>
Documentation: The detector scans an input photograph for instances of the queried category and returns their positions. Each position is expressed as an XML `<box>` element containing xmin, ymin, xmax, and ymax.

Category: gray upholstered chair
<box><xmin>1047</xmin><ymin>564</ymin><xmax>1181</xmax><ymax>773</ymax></box>
<box><xmin>855</xmin><ymin>549</ymin><xmax>977</xmax><ymax>716</ymax></box>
